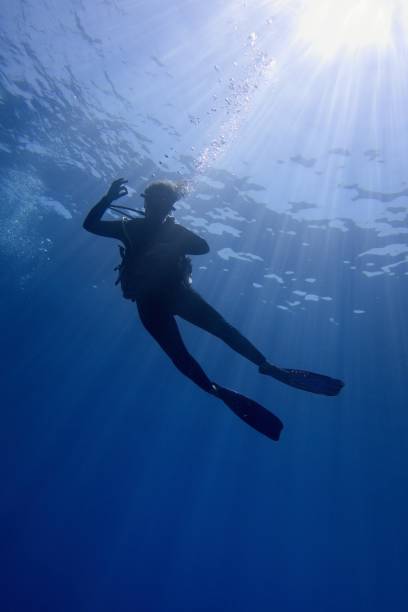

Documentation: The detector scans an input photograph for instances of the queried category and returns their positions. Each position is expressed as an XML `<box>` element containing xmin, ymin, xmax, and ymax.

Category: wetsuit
<box><xmin>83</xmin><ymin>196</ymin><xmax>266</xmax><ymax>393</ymax></box>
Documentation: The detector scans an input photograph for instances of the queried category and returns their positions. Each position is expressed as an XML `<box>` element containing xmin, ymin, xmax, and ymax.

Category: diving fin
<box><xmin>212</xmin><ymin>384</ymin><xmax>283</xmax><ymax>441</ymax></box>
<box><xmin>259</xmin><ymin>362</ymin><xmax>344</xmax><ymax>397</ymax></box>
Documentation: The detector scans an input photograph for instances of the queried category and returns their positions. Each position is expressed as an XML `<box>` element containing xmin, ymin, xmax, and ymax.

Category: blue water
<box><xmin>1</xmin><ymin>2</ymin><xmax>407</xmax><ymax>611</ymax></box>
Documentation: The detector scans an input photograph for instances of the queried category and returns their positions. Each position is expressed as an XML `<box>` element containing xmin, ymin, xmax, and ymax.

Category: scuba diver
<box><xmin>83</xmin><ymin>178</ymin><xmax>344</xmax><ymax>441</ymax></box>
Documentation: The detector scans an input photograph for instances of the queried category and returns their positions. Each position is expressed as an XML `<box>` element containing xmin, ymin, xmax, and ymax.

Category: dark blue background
<box><xmin>1</xmin><ymin>2</ymin><xmax>408</xmax><ymax>611</ymax></box>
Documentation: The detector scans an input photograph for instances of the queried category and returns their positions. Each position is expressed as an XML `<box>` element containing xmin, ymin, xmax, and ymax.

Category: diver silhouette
<box><xmin>83</xmin><ymin>178</ymin><xmax>344</xmax><ymax>441</ymax></box>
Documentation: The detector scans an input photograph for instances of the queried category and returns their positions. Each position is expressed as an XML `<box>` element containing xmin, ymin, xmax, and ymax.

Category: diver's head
<box><xmin>141</xmin><ymin>180</ymin><xmax>182</xmax><ymax>222</ymax></box>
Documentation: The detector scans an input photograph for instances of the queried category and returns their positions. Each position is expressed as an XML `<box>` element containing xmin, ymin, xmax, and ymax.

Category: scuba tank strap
<box><xmin>121</xmin><ymin>216</ymin><xmax>133</xmax><ymax>251</ymax></box>
<box><xmin>114</xmin><ymin>217</ymin><xmax>132</xmax><ymax>286</ymax></box>
<box><xmin>114</xmin><ymin>245</ymin><xmax>126</xmax><ymax>285</ymax></box>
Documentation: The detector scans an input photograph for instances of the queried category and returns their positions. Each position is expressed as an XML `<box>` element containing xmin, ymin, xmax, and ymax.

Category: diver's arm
<box><xmin>83</xmin><ymin>195</ymin><xmax>122</xmax><ymax>238</ymax></box>
<box><xmin>176</xmin><ymin>225</ymin><xmax>210</xmax><ymax>255</ymax></box>
<box><xmin>83</xmin><ymin>178</ymin><xmax>128</xmax><ymax>239</ymax></box>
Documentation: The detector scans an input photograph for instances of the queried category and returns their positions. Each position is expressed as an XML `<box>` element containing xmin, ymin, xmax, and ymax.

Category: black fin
<box><xmin>214</xmin><ymin>384</ymin><xmax>283</xmax><ymax>441</ymax></box>
<box><xmin>260</xmin><ymin>363</ymin><xmax>344</xmax><ymax>396</ymax></box>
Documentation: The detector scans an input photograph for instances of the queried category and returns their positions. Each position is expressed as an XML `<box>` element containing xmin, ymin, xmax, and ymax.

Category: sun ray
<box><xmin>294</xmin><ymin>0</ymin><xmax>395</xmax><ymax>60</ymax></box>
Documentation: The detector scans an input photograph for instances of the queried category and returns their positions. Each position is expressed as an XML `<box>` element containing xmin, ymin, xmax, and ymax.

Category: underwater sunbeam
<box><xmin>295</xmin><ymin>0</ymin><xmax>394</xmax><ymax>59</ymax></box>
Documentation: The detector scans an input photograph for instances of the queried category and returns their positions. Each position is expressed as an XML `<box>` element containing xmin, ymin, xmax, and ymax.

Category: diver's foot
<box><xmin>210</xmin><ymin>382</ymin><xmax>283</xmax><ymax>441</ymax></box>
<box><xmin>259</xmin><ymin>361</ymin><xmax>344</xmax><ymax>396</ymax></box>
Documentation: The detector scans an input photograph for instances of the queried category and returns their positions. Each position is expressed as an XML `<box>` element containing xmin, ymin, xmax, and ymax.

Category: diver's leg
<box><xmin>137</xmin><ymin>301</ymin><xmax>214</xmax><ymax>394</ymax></box>
<box><xmin>173</xmin><ymin>289</ymin><xmax>344</xmax><ymax>396</ymax></box>
<box><xmin>173</xmin><ymin>287</ymin><xmax>266</xmax><ymax>366</ymax></box>
<box><xmin>138</xmin><ymin>302</ymin><xmax>284</xmax><ymax>441</ymax></box>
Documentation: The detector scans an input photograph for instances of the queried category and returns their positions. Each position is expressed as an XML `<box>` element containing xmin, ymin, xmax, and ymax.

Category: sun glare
<box><xmin>295</xmin><ymin>0</ymin><xmax>394</xmax><ymax>59</ymax></box>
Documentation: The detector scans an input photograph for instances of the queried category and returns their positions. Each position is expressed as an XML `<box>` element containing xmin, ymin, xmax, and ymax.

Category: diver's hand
<box><xmin>105</xmin><ymin>178</ymin><xmax>128</xmax><ymax>203</ymax></box>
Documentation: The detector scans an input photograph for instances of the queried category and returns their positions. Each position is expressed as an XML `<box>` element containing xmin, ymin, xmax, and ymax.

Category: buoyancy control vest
<box><xmin>115</xmin><ymin>217</ymin><xmax>192</xmax><ymax>301</ymax></box>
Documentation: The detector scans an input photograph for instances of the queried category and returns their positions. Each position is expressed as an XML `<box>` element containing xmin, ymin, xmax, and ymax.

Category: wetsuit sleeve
<box><xmin>83</xmin><ymin>196</ymin><xmax>123</xmax><ymax>240</ymax></box>
<box><xmin>175</xmin><ymin>225</ymin><xmax>210</xmax><ymax>255</ymax></box>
